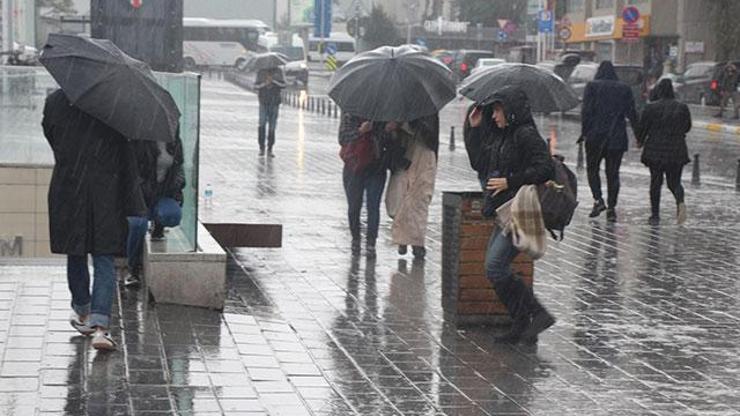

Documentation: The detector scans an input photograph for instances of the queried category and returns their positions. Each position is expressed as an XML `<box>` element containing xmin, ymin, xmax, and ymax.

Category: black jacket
<box><xmin>467</xmin><ymin>87</ymin><xmax>554</xmax><ymax>216</ymax></box>
<box><xmin>581</xmin><ymin>61</ymin><xmax>639</xmax><ymax>152</ymax></box>
<box><xmin>42</xmin><ymin>89</ymin><xmax>144</xmax><ymax>256</ymax></box>
<box><xmin>256</xmin><ymin>68</ymin><xmax>286</xmax><ymax>107</ymax></box>
<box><xmin>637</xmin><ymin>79</ymin><xmax>692</xmax><ymax>166</ymax></box>
<box><xmin>131</xmin><ymin>134</ymin><xmax>186</xmax><ymax>209</ymax></box>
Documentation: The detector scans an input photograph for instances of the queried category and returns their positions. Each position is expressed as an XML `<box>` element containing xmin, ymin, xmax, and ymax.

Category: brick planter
<box><xmin>442</xmin><ymin>191</ymin><xmax>533</xmax><ymax>326</ymax></box>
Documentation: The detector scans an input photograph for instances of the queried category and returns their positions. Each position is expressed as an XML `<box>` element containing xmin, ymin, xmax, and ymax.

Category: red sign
<box><xmin>131</xmin><ymin>0</ymin><xmax>142</xmax><ymax>9</ymax></box>
<box><xmin>622</xmin><ymin>22</ymin><xmax>640</xmax><ymax>42</ymax></box>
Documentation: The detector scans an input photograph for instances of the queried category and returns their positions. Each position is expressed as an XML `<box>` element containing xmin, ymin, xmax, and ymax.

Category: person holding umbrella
<box><xmin>329</xmin><ymin>46</ymin><xmax>456</xmax><ymax>257</ymax></box>
<box><xmin>251</xmin><ymin>52</ymin><xmax>288</xmax><ymax>157</ymax></box>
<box><xmin>384</xmin><ymin>114</ymin><xmax>439</xmax><ymax>260</ymax></box>
<box><xmin>467</xmin><ymin>86</ymin><xmax>555</xmax><ymax>344</ymax></box>
<box><xmin>581</xmin><ymin>61</ymin><xmax>639</xmax><ymax>223</ymax></box>
<box><xmin>40</xmin><ymin>34</ymin><xmax>181</xmax><ymax>351</ymax></box>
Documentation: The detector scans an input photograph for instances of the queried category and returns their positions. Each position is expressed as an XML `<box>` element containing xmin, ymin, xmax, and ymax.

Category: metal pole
<box><xmin>2</xmin><ymin>0</ymin><xmax>14</xmax><ymax>65</ymax></box>
<box><xmin>691</xmin><ymin>154</ymin><xmax>700</xmax><ymax>186</ymax></box>
<box><xmin>449</xmin><ymin>126</ymin><xmax>455</xmax><ymax>150</ymax></box>
<box><xmin>736</xmin><ymin>159</ymin><xmax>740</xmax><ymax>192</ymax></box>
<box><xmin>320</xmin><ymin>0</ymin><xmax>325</xmax><ymax>66</ymax></box>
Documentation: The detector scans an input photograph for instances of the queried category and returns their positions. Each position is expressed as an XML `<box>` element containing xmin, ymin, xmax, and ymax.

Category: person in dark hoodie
<box><xmin>464</xmin><ymin>102</ymin><xmax>495</xmax><ymax>189</ymax></box>
<box><xmin>581</xmin><ymin>61</ymin><xmax>639</xmax><ymax>222</ymax></box>
<box><xmin>637</xmin><ymin>79</ymin><xmax>691</xmax><ymax>226</ymax></box>
<box><xmin>467</xmin><ymin>86</ymin><xmax>555</xmax><ymax>344</ymax></box>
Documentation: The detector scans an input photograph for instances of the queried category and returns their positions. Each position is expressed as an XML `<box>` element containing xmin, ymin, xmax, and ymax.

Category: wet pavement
<box><xmin>1</xmin><ymin>77</ymin><xmax>740</xmax><ymax>415</ymax></box>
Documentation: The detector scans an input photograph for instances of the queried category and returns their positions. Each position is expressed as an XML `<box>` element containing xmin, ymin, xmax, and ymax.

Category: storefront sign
<box><xmin>586</xmin><ymin>16</ymin><xmax>615</xmax><ymax>38</ymax></box>
<box><xmin>424</xmin><ymin>18</ymin><xmax>469</xmax><ymax>34</ymax></box>
<box><xmin>0</xmin><ymin>236</ymin><xmax>23</xmax><ymax>257</ymax></box>
<box><xmin>685</xmin><ymin>41</ymin><xmax>704</xmax><ymax>54</ymax></box>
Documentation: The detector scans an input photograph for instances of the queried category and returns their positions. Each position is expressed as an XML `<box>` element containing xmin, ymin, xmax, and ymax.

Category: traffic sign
<box><xmin>325</xmin><ymin>55</ymin><xmax>337</xmax><ymax>71</ymax></box>
<box><xmin>622</xmin><ymin>22</ymin><xmax>640</xmax><ymax>42</ymax></box>
<box><xmin>497</xmin><ymin>30</ymin><xmax>508</xmax><ymax>42</ymax></box>
<box><xmin>559</xmin><ymin>26</ymin><xmax>572</xmax><ymax>41</ymax></box>
<box><xmin>325</xmin><ymin>42</ymin><xmax>337</xmax><ymax>55</ymax></box>
<box><xmin>622</xmin><ymin>6</ymin><xmax>640</xmax><ymax>24</ymax></box>
<box><xmin>538</xmin><ymin>10</ymin><xmax>554</xmax><ymax>33</ymax></box>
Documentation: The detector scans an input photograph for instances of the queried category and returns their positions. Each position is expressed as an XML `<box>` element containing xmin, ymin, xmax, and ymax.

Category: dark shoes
<box><xmin>150</xmin><ymin>224</ymin><xmax>165</xmax><ymax>241</ymax></box>
<box><xmin>521</xmin><ymin>309</ymin><xmax>556</xmax><ymax>342</ymax></box>
<box><xmin>412</xmin><ymin>246</ymin><xmax>426</xmax><ymax>259</ymax></box>
<box><xmin>648</xmin><ymin>215</ymin><xmax>660</xmax><ymax>226</ymax></box>
<box><xmin>606</xmin><ymin>208</ymin><xmax>617</xmax><ymax>223</ymax></box>
<box><xmin>123</xmin><ymin>272</ymin><xmax>141</xmax><ymax>288</ymax></box>
<box><xmin>398</xmin><ymin>245</ymin><xmax>407</xmax><ymax>255</ymax></box>
<box><xmin>259</xmin><ymin>148</ymin><xmax>265</xmax><ymax>156</ymax></box>
<box><xmin>493</xmin><ymin>277</ymin><xmax>556</xmax><ymax>345</ymax></box>
<box><xmin>267</xmin><ymin>148</ymin><xmax>275</xmax><ymax>158</ymax></box>
<box><xmin>589</xmin><ymin>199</ymin><xmax>606</xmax><ymax>218</ymax></box>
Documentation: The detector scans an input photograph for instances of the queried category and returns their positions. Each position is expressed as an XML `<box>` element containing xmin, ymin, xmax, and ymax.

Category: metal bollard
<box><xmin>576</xmin><ymin>140</ymin><xmax>584</xmax><ymax>171</ymax></box>
<box><xmin>691</xmin><ymin>154</ymin><xmax>700</xmax><ymax>186</ymax></box>
<box><xmin>449</xmin><ymin>126</ymin><xmax>456</xmax><ymax>150</ymax></box>
<box><xmin>321</xmin><ymin>99</ymin><xmax>326</xmax><ymax>115</ymax></box>
<box><xmin>736</xmin><ymin>159</ymin><xmax>740</xmax><ymax>192</ymax></box>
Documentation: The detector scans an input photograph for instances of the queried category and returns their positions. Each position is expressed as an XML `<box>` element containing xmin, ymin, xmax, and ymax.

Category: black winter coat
<box><xmin>131</xmin><ymin>135</ymin><xmax>186</xmax><ymax>209</ymax></box>
<box><xmin>464</xmin><ymin>103</ymin><xmax>495</xmax><ymax>185</ymax></box>
<box><xmin>637</xmin><ymin>79</ymin><xmax>692</xmax><ymax>166</ymax></box>
<box><xmin>467</xmin><ymin>87</ymin><xmax>554</xmax><ymax>216</ymax></box>
<box><xmin>42</xmin><ymin>89</ymin><xmax>145</xmax><ymax>256</ymax></box>
<box><xmin>581</xmin><ymin>61</ymin><xmax>639</xmax><ymax>152</ymax></box>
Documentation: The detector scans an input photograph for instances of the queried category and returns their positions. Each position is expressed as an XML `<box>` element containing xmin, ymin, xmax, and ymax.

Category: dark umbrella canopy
<box><xmin>248</xmin><ymin>52</ymin><xmax>289</xmax><ymax>70</ymax></box>
<box><xmin>459</xmin><ymin>63</ymin><xmax>580</xmax><ymax>113</ymax></box>
<box><xmin>328</xmin><ymin>45</ymin><xmax>456</xmax><ymax>122</ymax></box>
<box><xmin>39</xmin><ymin>33</ymin><xmax>180</xmax><ymax>142</ymax></box>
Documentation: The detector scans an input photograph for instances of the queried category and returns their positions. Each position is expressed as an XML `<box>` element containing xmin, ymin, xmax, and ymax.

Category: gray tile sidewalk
<box><xmin>1</xmin><ymin>78</ymin><xmax>739</xmax><ymax>415</ymax></box>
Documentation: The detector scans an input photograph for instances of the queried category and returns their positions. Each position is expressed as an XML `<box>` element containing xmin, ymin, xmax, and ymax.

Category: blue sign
<box><xmin>325</xmin><ymin>42</ymin><xmax>337</xmax><ymax>55</ymax></box>
<box><xmin>497</xmin><ymin>30</ymin><xmax>508</xmax><ymax>42</ymax></box>
<box><xmin>313</xmin><ymin>0</ymin><xmax>332</xmax><ymax>38</ymax></box>
<box><xmin>622</xmin><ymin>6</ymin><xmax>640</xmax><ymax>24</ymax></box>
<box><xmin>538</xmin><ymin>10</ymin><xmax>554</xmax><ymax>33</ymax></box>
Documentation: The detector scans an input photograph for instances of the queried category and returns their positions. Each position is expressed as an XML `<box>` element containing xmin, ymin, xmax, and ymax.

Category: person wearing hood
<box><xmin>581</xmin><ymin>61</ymin><xmax>639</xmax><ymax>222</ymax></box>
<box><xmin>464</xmin><ymin>102</ymin><xmax>496</xmax><ymax>189</ymax></box>
<box><xmin>467</xmin><ymin>86</ymin><xmax>555</xmax><ymax>344</ymax></box>
<box><xmin>637</xmin><ymin>79</ymin><xmax>691</xmax><ymax>225</ymax></box>
<box><xmin>384</xmin><ymin>114</ymin><xmax>439</xmax><ymax>259</ymax></box>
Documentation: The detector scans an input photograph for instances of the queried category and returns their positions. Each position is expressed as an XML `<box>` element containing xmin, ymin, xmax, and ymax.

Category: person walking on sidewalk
<box><xmin>338</xmin><ymin>113</ymin><xmax>389</xmax><ymax>258</ymax></box>
<box><xmin>637</xmin><ymin>79</ymin><xmax>692</xmax><ymax>226</ymax></box>
<box><xmin>384</xmin><ymin>114</ymin><xmax>439</xmax><ymax>260</ymax></box>
<box><xmin>467</xmin><ymin>86</ymin><xmax>556</xmax><ymax>344</ymax></box>
<box><xmin>581</xmin><ymin>61</ymin><xmax>639</xmax><ymax>222</ymax></box>
<box><xmin>714</xmin><ymin>63</ymin><xmax>739</xmax><ymax>119</ymax></box>
<box><xmin>124</xmin><ymin>134</ymin><xmax>186</xmax><ymax>287</ymax></box>
<box><xmin>42</xmin><ymin>89</ymin><xmax>146</xmax><ymax>351</ymax></box>
<box><xmin>255</xmin><ymin>67</ymin><xmax>286</xmax><ymax>157</ymax></box>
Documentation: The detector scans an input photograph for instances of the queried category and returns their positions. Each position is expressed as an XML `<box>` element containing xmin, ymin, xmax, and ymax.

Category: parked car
<box><xmin>431</xmin><ymin>49</ymin><xmax>455</xmax><ymax>69</ymax></box>
<box><xmin>664</xmin><ymin>62</ymin><xmax>715</xmax><ymax>104</ymax></box>
<box><xmin>568</xmin><ymin>62</ymin><xmax>646</xmax><ymax>108</ymax></box>
<box><xmin>451</xmin><ymin>50</ymin><xmax>495</xmax><ymax>80</ymax></box>
<box><xmin>706</xmin><ymin>60</ymin><xmax>740</xmax><ymax>106</ymax></box>
<box><xmin>470</xmin><ymin>58</ymin><xmax>506</xmax><ymax>76</ymax></box>
<box><xmin>269</xmin><ymin>45</ymin><xmax>309</xmax><ymax>86</ymax></box>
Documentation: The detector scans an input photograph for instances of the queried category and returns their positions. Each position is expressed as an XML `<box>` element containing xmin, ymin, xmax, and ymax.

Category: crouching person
<box><xmin>467</xmin><ymin>86</ymin><xmax>556</xmax><ymax>344</ymax></box>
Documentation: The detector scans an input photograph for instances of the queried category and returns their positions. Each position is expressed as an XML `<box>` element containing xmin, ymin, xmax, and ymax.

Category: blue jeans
<box><xmin>67</xmin><ymin>255</ymin><xmax>115</xmax><ymax>329</ymax></box>
<box><xmin>258</xmin><ymin>103</ymin><xmax>280</xmax><ymax>149</ymax></box>
<box><xmin>485</xmin><ymin>227</ymin><xmax>520</xmax><ymax>284</ymax></box>
<box><xmin>127</xmin><ymin>197</ymin><xmax>182</xmax><ymax>272</ymax></box>
<box><xmin>343</xmin><ymin>167</ymin><xmax>387</xmax><ymax>243</ymax></box>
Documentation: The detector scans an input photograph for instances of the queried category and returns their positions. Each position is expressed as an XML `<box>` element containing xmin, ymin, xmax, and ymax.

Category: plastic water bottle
<box><xmin>204</xmin><ymin>183</ymin><xmax>213</xmax><ymax>205</ymax></box>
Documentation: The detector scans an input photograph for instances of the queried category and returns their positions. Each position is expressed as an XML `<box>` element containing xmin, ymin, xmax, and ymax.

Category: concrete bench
<box><xmin>442</xmin><ymin>191</ymin><xmax>534</xmax><ymax>326</ymax></box>
<box><xmin>144</xmin><ymin>222</ymin><xmax>227</xmax><ymax>310</ymax></box>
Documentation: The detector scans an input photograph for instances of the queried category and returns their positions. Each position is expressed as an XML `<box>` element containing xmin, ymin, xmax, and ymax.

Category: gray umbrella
<box><xmin>248</xmin><ymin>52</ymin><xmax>289</xmax><ymax>70</ymax></box>
<box><xmin>328</xmin><ymin>45</ymin><xmax>456</xmax><ymax>122</ymax></box>
<box><xmin>459</xmin><ymin>63</ymin><xmax>580</xmax><ymax>113</ymax></box>
<box><xmin>39</xmin><ymin>33</ymin><xmax>180</xmax><ymax>142</ymax></box>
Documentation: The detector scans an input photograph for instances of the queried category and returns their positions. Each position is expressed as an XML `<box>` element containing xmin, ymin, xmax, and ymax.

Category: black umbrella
<box><xmin>247</xmin><ymin>52</ymin><xmax>289</xmax><ymax>70</ymax></box>
<box><xmin>328</xmin><ymin>45</ymin><xmax>456</xmax><ymax>122</ymax></box>
<box><xmin>459</xmin><ymin>63</ymin><xmax>580</xmax><ymax>113</ymax></box>
<box><xmin>39</xmin><ymin>33</ymin><xmax>180</xmax><ymax>142</ymax></box>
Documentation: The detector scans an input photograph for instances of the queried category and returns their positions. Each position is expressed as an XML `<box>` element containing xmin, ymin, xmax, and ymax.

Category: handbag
<box><xmin>339</xmin><ymin>132</ymin><xmax>376</xmax><ymax>174</ymax></box>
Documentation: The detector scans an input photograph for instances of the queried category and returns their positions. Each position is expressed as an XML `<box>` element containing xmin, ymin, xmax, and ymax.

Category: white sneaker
<box><xmin>69</xmin><ymin>313</ymin><xmax>94</xmax><ymax>336</ymax></box>
<box><xmin>91</xmin><ymin>329</ymin><xmax>117</xmax><ymax>351</ymax></box>
<box><xmin>677</xmin><ymin>202</ymin><xmax>687</xmax><ymax>225</ymax></box>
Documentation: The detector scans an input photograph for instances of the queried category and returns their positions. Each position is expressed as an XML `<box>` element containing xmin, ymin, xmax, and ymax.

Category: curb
<box><xmin>693</xmin><ymin>121</ymin><xmax>740</xmax><ymax>136</ymax></box>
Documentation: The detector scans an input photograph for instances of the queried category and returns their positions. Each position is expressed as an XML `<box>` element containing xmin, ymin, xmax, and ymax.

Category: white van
<box><xmin>183</xmin><ymin>41</ymin><xmax>253</xmax><ymax>69</ymax></box>
<box><xmin>307</xmin><ymin>33</ymin><xmax>356</xmax><ymax>63</ymax></box>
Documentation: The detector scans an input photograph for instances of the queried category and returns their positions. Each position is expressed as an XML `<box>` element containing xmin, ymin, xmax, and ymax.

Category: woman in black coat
<box><xmin>42</xmin><ymin>89</ymin><xmax>144</xmax><ymax>350</ymax></box>
<box><xmin>637</xmin><ymin>79</ymin><xmax>692</xmax><ymax>225</ymax></box>
<box><xmin>467</xmin><ymin>86</ymin><xmax>555</xmax><ymax>345</ymax></box>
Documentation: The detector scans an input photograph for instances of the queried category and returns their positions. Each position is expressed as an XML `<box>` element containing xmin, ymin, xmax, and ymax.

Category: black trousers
<box><xmin>586</xmin><ymin>140</ymin><xmax>624</xmax><ymax>209</ymax></box>
<box><xmin>649</xmin><ymin>164</ymin><xmax>685</xmax><ymax>216</ymax></box>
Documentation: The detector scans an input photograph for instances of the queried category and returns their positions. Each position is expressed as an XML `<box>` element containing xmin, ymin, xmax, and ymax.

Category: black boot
<box><xmin>492</xmin><ymin>278</ymin><xmax>530</xmax><ymax>344</ymax></box>
<box><xmin>589</xmin><ymin>199</ymin><xmax>606</xmax><ymax>218</ymax></box>
<box><xmin>520</xmin><ymin>284</ymin><xmax>556</xmax><ymax>343</ymax></box>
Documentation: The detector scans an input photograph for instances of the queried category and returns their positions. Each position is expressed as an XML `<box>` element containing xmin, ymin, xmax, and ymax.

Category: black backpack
<box><xmin>538</xmin><ymin>155</ymin><xmax>578</xmax><ymax>240</ymax></box>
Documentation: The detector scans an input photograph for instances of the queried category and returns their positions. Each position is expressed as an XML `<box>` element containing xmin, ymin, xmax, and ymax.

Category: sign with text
<box><xmin>586</xmin><ymin>16</ymin><xmax>615</xmax><ymax>38</ymax></box>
